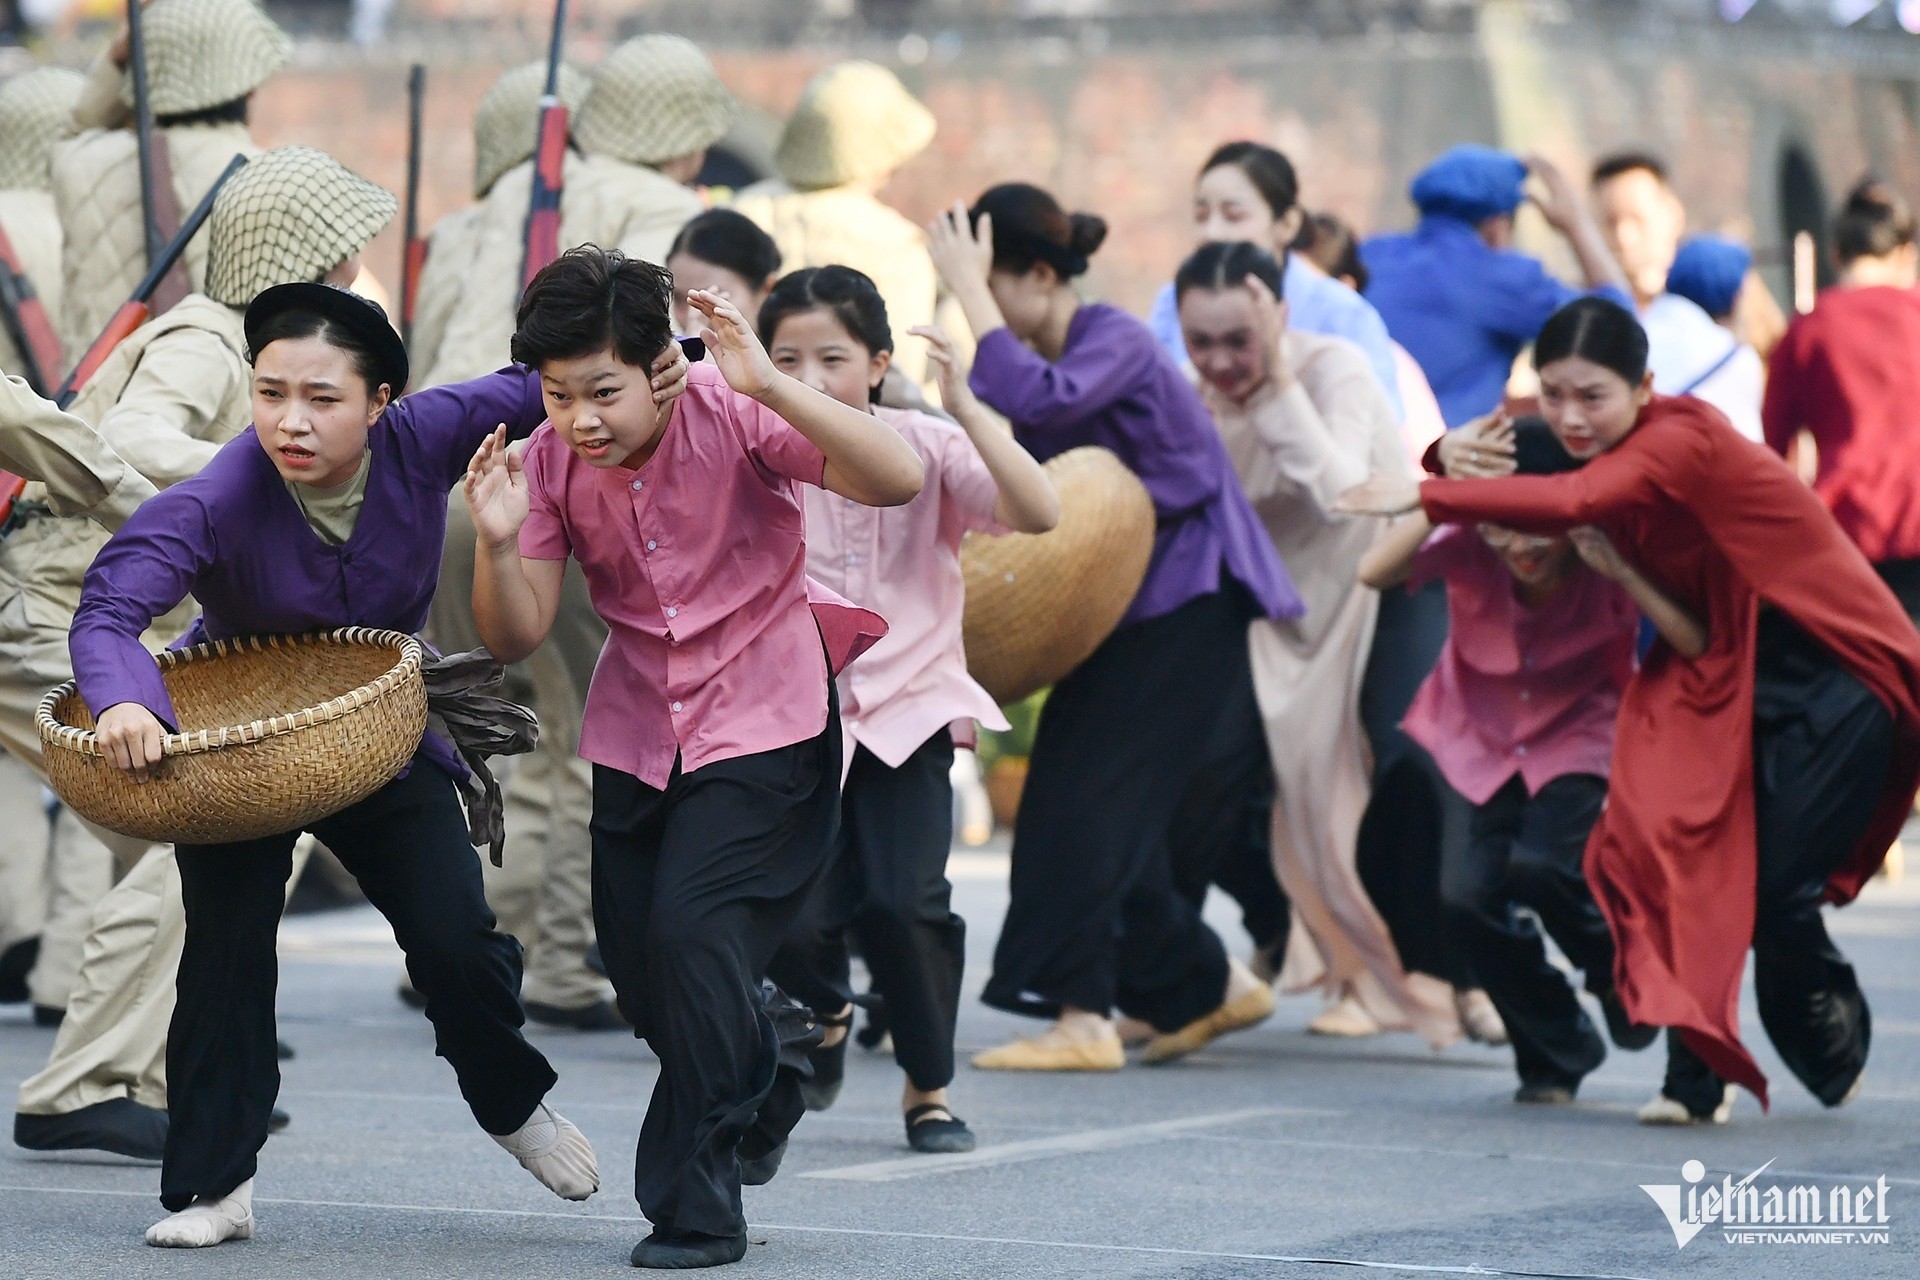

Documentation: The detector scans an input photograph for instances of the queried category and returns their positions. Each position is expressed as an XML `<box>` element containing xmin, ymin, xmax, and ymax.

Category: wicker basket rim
<box><xmin>36</xmin><ymin>628</ymin><xmax>424</xmax><ymax>761</ymax></box>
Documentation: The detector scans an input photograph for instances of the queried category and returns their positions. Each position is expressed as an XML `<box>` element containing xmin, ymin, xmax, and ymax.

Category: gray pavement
<box><xmin>3</xmin><ymin>848</ymin><xmax>1918</xmax><ymax>1279</ymax></box>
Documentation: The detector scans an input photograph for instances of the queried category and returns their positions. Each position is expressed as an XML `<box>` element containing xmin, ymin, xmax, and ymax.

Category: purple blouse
<box><xmin>968</xmin><ymin>304</ymin><xmax>1300</xmax><ymax>626</ymax></box>
<box><xmin>69</xmin><ymin>366</ymin><xmax>546</xmax><ymax>777</ymax></box>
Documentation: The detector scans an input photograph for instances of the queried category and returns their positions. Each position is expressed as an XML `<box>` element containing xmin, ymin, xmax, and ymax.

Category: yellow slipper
<box><xmin>1142</xmin><ymin>982</ymin><xmax>1277</xmax><ymax>1065</ymax></box>
<box><xmin>1307</xmin><ymin>994</ymin><xmax>1383</xmax><ymax>1038</ymax></box>
<box><xmin>971</xmin><ymin>1030</ymin><xmax>1125</xmax><ymax>1072</ymax></box>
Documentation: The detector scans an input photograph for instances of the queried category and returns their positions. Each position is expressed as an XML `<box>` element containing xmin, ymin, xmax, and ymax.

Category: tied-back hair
<box><xmin>757</xmin><ymin>265</ymin><xmax>892</xmax><ymax>404</ymax></box>
<box><xmin>1533</xmin><ymin>296</ymin><xmax>1650</xmax><ymax>386</ymax></box>
<box><xmin>969</xmin><ymin>183</ymin><xmax>1106</xmax><ymax>280</ymax></box>
<box><xmin>512</xmin><ymin>245</ymin><xmax>673</xmax><ymax>370</ymax></box>
<box><xmin>248</xmin><ymin>310</ymin><xmax>386</xmax><ymax>395</ymax></box>
<box><xmin>1173</xmin><ymin>240</ymin><xmax>1286</xmax><ymax>301</ymax></box>
<box><xmin>1200</xmin><ymin>140</ymin><xmax>1300</xmax><ymax>221</ymax></box>
<box><xmin>667</xmin><ymin>208</ymin><xmax>782</xmax><ymax>287</ymax></box>
<box><xmin>1293</xmin><ymin>211</ymin><xmax>1367</xmax><ymax>293</ymax></box>
<box><xmin>1510</xmin><ymin>417</ymin><xmax>1581</xmax><ymax>476</ymax></box>
<box><xmin>1834</xmin><ymin>177</ymin><xmax>1918</xmax><ymax>265</ymax></box>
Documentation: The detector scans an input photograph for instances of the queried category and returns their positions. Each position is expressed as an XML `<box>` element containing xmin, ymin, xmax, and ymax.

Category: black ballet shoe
<box><xmin>14</xmin><ymin>1098</ymin><xmax>168</xmax><ymax>1160</ymax></box>
<box><xmin>798</xmin><ymin>1007</ymin><xmax>854</xmax><ymax>1112</ymax></box>
<box><xmin>395</xmin><ymin>983</ymin><xmax>427</xmax><ymax>1011</ymax></box>
<box><xmin>1598</xmin><ymin>988</ymin><xmax>1658</xmax><ymax>1052</ymax></box>
<box><xmin>268</xmin><ymin>1108</ymin><xmax>290</xmax><ymax>1135</ymax></box>
<box><xmin>630</xmin><ymin>1228</ymin><xmax>748</xmax><ymax>1269</ymax></box>
<box><xmin>855</xmin><ymin>1003</ymin><xmax>890</xmax><ymax>1052</ymax></box>
<box><xmin>277</xmin><ymin>1039</ymin><xmax>295</xmax><ymax>1061</ymax></box>
<box><xmin>0</xmin><ymin>937</ymin><xmax>37</xmax><ymax>1003</ymax></box>
<box><xmin>31</xmin><ymin>1004</ymin><xmax>63</xmax><ymax>1028</ymax></box>
<box><xmin>736</xmin><ymin>1138</ymin><xmax>786</xmax><ymax>1186</ymax></box>
<box><xmin>525</xmin><ymin>998</ymin><xmax>628</xmax><ymax>1031</ymax></box>
<box><xmin>1513</xmin><ymin>1080</ymin><xmax>1579</xmax><ymax>1105</ymax></box>
<box><xmin>904</xmin><ymin>1104</ymin><xmax>975</xmax><ymax>1154</ymax></box>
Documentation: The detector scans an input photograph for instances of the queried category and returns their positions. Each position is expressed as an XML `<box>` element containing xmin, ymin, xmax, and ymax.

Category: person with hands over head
<box><xmin>756</xmin><ymin>264</ymin><xmax>1058</xmax><ymax>1157</ymax></box>
<box><xmin>1356</xmin><ymin>415</ymin><xmax>1697</xmax><ymax>1106</ymax></box>
<box><xmin>464</xmin><ymin>245</ymin><xmax>918</xmax><ymax>1270</ymax></box>
<box><xmin>927</xmin><ymin>186</ymin><xmax>1299</xmax><ymax>1073</ymax></box>
<box><xmin>1335</xmin><ymin>296</ymin><xmax>1920</xmax><ymax>1126</ymax></box>
<box><xmin>1174</xmin><ymin>240</ymin><xmax>1461</xmax><ymax>1048</ymax></box>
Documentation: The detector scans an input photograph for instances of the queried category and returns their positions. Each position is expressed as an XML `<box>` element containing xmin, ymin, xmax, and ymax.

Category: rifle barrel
<box><xmin>126</xmin><ymin>0</ymin><xmax>163</xmax><ymax>271</ymax></box>
<box><xmin>401</xmin><ymin>63</ymin><xmax>426</xmax><ymax>345</ymax></box>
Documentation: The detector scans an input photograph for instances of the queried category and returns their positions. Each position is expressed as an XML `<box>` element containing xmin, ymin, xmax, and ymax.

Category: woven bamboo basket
<box><xmin>962</xmin><ymin>446</ymin><xmax>1155</xmax><ymax>705</ymax></box>
<box><xmin>37</xmin><ymin>628</ymin><xmax>427</xmax><ymax>845</ymax></box>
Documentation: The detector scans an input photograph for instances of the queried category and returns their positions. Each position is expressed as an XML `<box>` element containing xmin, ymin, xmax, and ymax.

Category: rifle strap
<box><xmin>146</xmin><ymin>132</ymin><xmax>194</xmax><ymax>317</ymax></box>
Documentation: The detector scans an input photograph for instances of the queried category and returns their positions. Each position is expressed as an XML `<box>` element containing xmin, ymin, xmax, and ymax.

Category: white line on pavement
<box><xmin>798</xmin><ymin>1105</ymin><xmax>1335</xmax><ymax>1182</ymax></box>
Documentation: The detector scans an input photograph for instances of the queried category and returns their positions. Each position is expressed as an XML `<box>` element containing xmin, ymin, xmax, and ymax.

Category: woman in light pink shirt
<box><xmin>757</xmin><ymin>266</ymin><xmax>1059</xmax><ymax>1155</ymax></box>
<box><xmin>464</xmin><ymin>247</ymin><xmax>924</xmax><ymax>1271</ymax></box>
<box><xmin>1358</xmin><ymin>418</ymin><xmax>1703</xmax><ymax>1105</ymax></box>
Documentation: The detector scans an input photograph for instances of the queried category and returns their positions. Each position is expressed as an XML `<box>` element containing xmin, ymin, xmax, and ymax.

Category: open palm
<box><xmin>687</xmin><ymin>289</ymin><xmax>777</xmax><ymax>398</ymax></box>
<box><xmin>465</xmin><ymin>426</ymin><xmax>529</xmax><ymax>550</ymax></box>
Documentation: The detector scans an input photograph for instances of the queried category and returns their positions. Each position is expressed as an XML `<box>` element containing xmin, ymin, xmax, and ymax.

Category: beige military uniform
<box><xmin>0</xmin><ymin>191</ymin><xmax>64</xmax><ymax>384</ymax></box>
<box><xmin>407</xmin><ymin>205</ymin><xmax>482</xmax><ymax>388</ymax></box>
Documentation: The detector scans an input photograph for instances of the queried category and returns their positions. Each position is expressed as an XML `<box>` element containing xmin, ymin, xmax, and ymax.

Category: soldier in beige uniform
<box><xmin>417</xmin><ymin>36</ymin><xmax>734</xmax><ymax>1028</ymax></box>
<box><xmin>51</xmin><ymin>0</ymin><xmax>288</xmax><ymax>358</ymax></box>
<box><xmin>0</xmin><ymin>66</ymin><xmax>87</xmax><ymax>1007</ymax></box>
<box><xmin>732</xmin><ymin>61</ymin><xmax>945</xmax><ymax>388</ymax></box>
<box><xmin>12</xmin><ymin>147</ymin><xmax>395</xmax><ymax>1162</ymax></box>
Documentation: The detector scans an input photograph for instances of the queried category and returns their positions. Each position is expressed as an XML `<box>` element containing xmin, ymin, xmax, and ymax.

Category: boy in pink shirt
<box><xmin>464</xmin><ymin>247</ymin><xmax>924</xmax><ymax>1270</ymax></box>
<box><xmin>754</xmin><ymin>266</ymin><xmax>1060</xmax><ymax>1156</ymax></box>
<box><xmin>1359</xmin><ymin>418</ymin><xmax>1703</xmax><ymax>1104</ymax></box>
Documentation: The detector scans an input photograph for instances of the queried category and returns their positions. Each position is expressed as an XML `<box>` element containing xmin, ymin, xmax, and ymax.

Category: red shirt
<box><xmin>519</xmin><ymin>363</ymin><xmax>885</xmax><ymax>788</ymax></box>
<box><xmin>1401</xmin><ymin>526</ymin><xmax>1636</xmax><ymax>805</ymax></box>
<box><xmin>1421</xmin><ymin>396</ymin><xmax>1920</xmax><ymax>1108</ymax></box>
<box><xmin>1762</xmin><ymin>285</ymin><xmax>1920</xmax><ymax>562</ymax></box>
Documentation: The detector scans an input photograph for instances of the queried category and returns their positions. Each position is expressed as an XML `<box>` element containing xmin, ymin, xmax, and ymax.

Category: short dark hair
<box><xmin>1292</xmin><ymin>211</ymin><xmax>1366</xmax><ymax>292</ymax></box>
<box><xmin>1591</xmin><ymin>151</ymin><xmax>1670</xmax><ymax>188</ymax></box>
<box><xmin>248</xmin><ymin>309</ymin><xmax>389</xmax><ymax>396</ymax></box>
<box><xmin>1510</xmin><ymin>417</ymin><xmax>1581</xmax><ymax>475</ymax></box>
<box><xmin>757</xmin><ymin>265</ymin><xmax>893</xmax><ymax>404</ymax></box>
<box><xmin>512</xmin><ymin>245</ymin><xmax>673</xmax><ymax>371</ymax></box>
<box><xmin>969</xmin><ymin>183</ymin><xmax>1106</xmax><ymax>280</ymax></box>
<box><xmin>1173</xmin><ymin>240</ymin><xmax>1286</xmax><ymax>302</ymax></box>
<box><xmin>667</xmin><ymin>208</ymin><xmax>782</xmax><ymax>287</ymax></box>
<box><xmin>1533</xmin><ymin>296</ymin><xmax>1649</xmax><ymax>385</ymax></box>
<box><xmin>1199</xmin><ymin>141</ymin><xmax>1300</xmax><ymax>221</ymax></box>
<box><xmin>1833</xmin><ymin>177</ymin><xmax>1918</xmax><ymax>265</ymax></box>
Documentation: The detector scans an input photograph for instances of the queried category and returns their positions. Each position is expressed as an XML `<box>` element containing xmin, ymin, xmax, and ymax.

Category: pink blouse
<box><xmin>1400</xmin><ymin>525</ymin><xmax>1637</xmax><ymax>804</ymax></box>
<box><xmin>519</xmin><ymin>362</ymin><xmax>885</xmax><ymax>787</ymax></box>
<box><xmin>806</xmin><ymin>407</ymin><xmax>1010</xmax><ymax>771</ymax></box>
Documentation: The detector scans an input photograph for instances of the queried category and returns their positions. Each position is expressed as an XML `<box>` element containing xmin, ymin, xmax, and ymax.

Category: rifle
<box><xmin>0</xmin><ymin>221</ymin><xmax>63</xmax><ymax>398</ymax></box>
<box><xmin>399</xmin><ymin>62</ymin><xmax>426</xmax><ymax>348</ymax></box>
<box><xmin>126</xmin><ymin>0</ymin><xmax>163</xmax><ymax>271</ymax></box>
<box><xmin>54</xmin><ymin>153</ymin><xmax>248</xmax><ymax>410</ymax></box>
<box><xmin>520</xmin><ymin>0</ymin><xmax>571</xmax><ymax>289</ymax></box>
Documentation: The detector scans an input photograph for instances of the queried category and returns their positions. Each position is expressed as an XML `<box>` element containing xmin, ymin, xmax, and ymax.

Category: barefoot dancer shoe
<box><xmin>971</xmin><ymin>1026</ymin><xmax>1124</xmax><ymax>1072</ymax></box>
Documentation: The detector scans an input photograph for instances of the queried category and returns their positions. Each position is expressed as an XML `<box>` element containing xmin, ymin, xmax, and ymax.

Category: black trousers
<box><xmin>1355</xmin><ymin>580</ymin><xmax>1476</xmax><ymax>989</ymax></box>
<box><xmin>1664</xmin><ymin>613</ymin><xmax>1894</xmax><ymax>1113</ymax></box>
<box><xmin>983</xmin><ymin>587</ymin><xmax>1250</xmax><ymax>1031</ymax></box>
<box><xmin>590</xmin><ymin>708</ymin><xmax>840</xmax><ymax>1240</ymax></box>
<box><xmin>1874</xmin><ymin>557</ymin><xmax>1920</xmax><ymax>626</ymax></box>
<box><xmin>165</xmin><ymin>764</ymin><xmax>556</xmax><ymax>1211</ymax></box>
<box><xmin>1174</xmin><ymin>759</ymin><xmax>1291</xmax><ymax>955</ymax></box>
<box><xmin>1441</xmin><ymin>773</ymin><xmax>1613</xmax><ymax>1087</ymax></box>
<box><xmin>768</xmin><ymin>732</ymin><xmax>964</xmax><ymax>1092</ymax></box>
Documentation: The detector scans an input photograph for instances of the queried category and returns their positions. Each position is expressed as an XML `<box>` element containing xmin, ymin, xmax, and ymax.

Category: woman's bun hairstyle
<box><xmin>1833</xmin><ymin>177</ymin><xmax>1917</xmax><ymax>266</ymax></box>
<box><xmin>970</xmin><ymin>182</ymin><xmax>1103</xmax><ymax>280</ymax></box>
<box><xmin>1532</xmin><ymin>295</ymin><xmax>1649</xmax><ymax>387</ymax></box>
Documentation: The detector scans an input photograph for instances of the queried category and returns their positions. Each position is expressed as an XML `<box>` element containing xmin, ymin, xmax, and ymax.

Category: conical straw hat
<box><xmin>574</xmin><ymin>35</ymin><xmax>734</xmax><ymax>168</ymax></box>
<box><xmin>205</xmin><ymin>146</ymin><xmax>396</xmax><ymax>307</ymax></box>
<box><xmin>472</xmin><ymin>60</ymin><xmax>592</xmax><ymax>199</ymax></box>
<box><xmin>118</xmin><ymin>0</ymin><xmax>292</xmax><ymax>118</ymax></box>
<box><xmin>961</xmin><ymin>447</ymin><xmax>1155</xmax><ymax>705</ymax></box>
<box><xmin>0</xmin><ymin>68</ymin><xmax>85</xmax><ymax>192</ymax></box>
<box><xmin>775</xmin><ymin>60</ymin><xmax>935</xmax><ymax>191</ymax></box>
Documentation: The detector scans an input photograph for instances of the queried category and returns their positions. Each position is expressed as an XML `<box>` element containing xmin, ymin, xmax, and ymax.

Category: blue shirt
<box><xmin>1147</xmin><ymin>255</ymin><xmax>1405</xmax><ymax>420</ymax></box>
<box><xmin>1360</xmin><ymin>215</ymin><xmax>1633</xmax><ymax>428</ymax></box>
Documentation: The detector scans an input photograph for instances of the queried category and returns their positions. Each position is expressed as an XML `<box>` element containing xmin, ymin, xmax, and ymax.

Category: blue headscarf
<box><xmin>1666</xmin><ymin>235</ymin><xmax>1751</xmax><ymax>320</ymax></box>
<box><xmin>1410</xmin><ymin>145</ymin><xmax>1528</xmax><ymax>224</ymax></box>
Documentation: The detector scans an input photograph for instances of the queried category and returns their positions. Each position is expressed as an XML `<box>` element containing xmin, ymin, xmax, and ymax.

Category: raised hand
<box><xmin>1569</xmin><ymin>525</ymin><xmax>1632</xmax><ymax>581</ymax></box>
<box><xmin>650</xmin><ymin>340</ymin><xmax>691</xmax><ymax>407</ymax></box>
<box><xmin>687</xmin><ymin>289</ymin><xmax>778</xmax><ymax>400</ymax></box>
<box><xmin>1333</xmin><ymin>476</ymin><xmax>1424</xmax><ymax>517</ymax></box>
<box><xmin>1524</xmin><ymin>153</ymin><xmax>1585</xmax><ymax>235</ymax></box>
<box><xmin>465</xmin><ymin>425</ymin><xmax>530</xmax><ymax>552</ymax></box>
<box><xmin>926</xmin><ymin>201</ymin><xmax>995</xmax><ymax>294</ymax></box>
<box><xmin>1437</xmin><ymin>410</ymin><xmax>1518</xmax><ymax>480</ymax></box>
<box><xmin>909</xmin><ymin>324</ymin><xmax>980</xmax><ymax>414</ymax></box>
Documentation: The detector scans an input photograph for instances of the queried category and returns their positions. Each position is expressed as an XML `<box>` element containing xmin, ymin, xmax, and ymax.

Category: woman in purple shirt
<box><xmin>72</xmin><ymin>284</ymin><xmax>684</xmax><ymax>1250</ymax></box>
<box><xmin>927</xmin><ymin>184</ymin><xmax>1300</xmax><ymax>1071</ymax></box>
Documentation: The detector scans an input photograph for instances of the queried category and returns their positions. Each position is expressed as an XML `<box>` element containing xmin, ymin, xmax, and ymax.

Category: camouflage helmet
<box><xmin>0</xmin><ymin>68</ymin><xmax>85</xmax><ymax>192</ymax></box>
<box><xmin>574</xmin><ymin>35</ymin><xmax>734</xmax><ymax>168</ymax></box>
<box><xmin>206</xmin><ymin>146</ymin><xmax>396</xmax><ymax>307</ymax></box>
<box><xmin>119</xmin><ymin>0</ymin><xmax>293</xmax><ymax>118</ymax></box>
<box><xmin>775</xmin><ymin>61</ymin><xmax>935</xmax><ymax>192</ymax></box>
<box><xmin>472</xmin><ymin>60</ymin><xmax>591</xmax><ymax>199</ymax></box>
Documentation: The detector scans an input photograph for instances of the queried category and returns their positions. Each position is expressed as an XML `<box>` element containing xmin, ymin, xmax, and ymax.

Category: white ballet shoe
<box><xmin>1637</xmin><ymin>1084</ymin><xmax>1735</xmax><ymax>1126</ymax></box>
<box><xmin>491</xmin><ymin>1103</ymin><xmax>598</xmax><ymax>1200</ymax></box>
<box><xmin>145</xmin><ymin>1178</ymin><xmax>254</xmax><ymax>1248</ymax></box>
